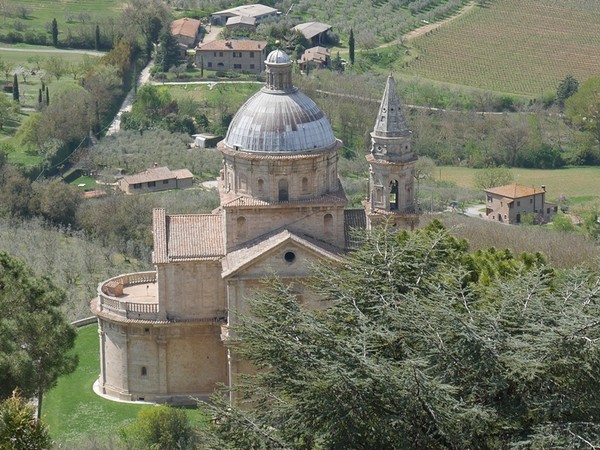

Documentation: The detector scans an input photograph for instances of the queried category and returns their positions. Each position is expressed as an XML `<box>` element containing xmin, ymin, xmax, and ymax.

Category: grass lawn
<box><xmin>42</xmin><ymin>325</ymin><xmax>206</xmax><ymax>445</ymax></box>
<box><xmin>404</xmin><ymin>0</ymin><xmax>600</xmax><ymax>97</ymax></box>
<box><xmin>167</xmin><ymin>82</ymin><xmax>261</xmax><ymax>124</ymax></box>
<box><xmin>1</xmin><ymin>0</ymin><xmax>124</xmax><ymax>39</ymax></box>
<box><xmin>438</xmin><ymin>166</ymin><xmax>600</xmax><ymax>206</ymax></box>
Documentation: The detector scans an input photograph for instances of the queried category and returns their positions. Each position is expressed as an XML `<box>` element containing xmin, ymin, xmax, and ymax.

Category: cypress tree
<box><xmin>38</xmin><ymin>88</ymin><xmax>42</xmax><ymax>105</ymax></box>
<box><xmin>349</xmin><ymin>28</ymin><xmax>355</xmax><ymax>66</ymax></box>
<box><xmin>95</xmin><ymin>24</ymin><xmax>100</xmax><ymax>51</ymax></box>
<box><xmin>200</xmin><ymin>56</ymin><xmax>204</xmax><ymax>77</ymax></box>
<box><xmin>12</xmin><ymin>73</ymin><xmax>19</xmax><ymax>102</ymax></box>
<box><xmin>51</xmin><ymin>18</ymin><xmax>58</xmax><ymax>47</ymax></box>
<box><xmin>45</xmin><ymin>86</ymin><xmax>49</xmax><ymax>106</ymax></box>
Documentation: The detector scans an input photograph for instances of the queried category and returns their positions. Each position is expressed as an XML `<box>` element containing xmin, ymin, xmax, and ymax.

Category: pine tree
<box><xmin>12</xmin><ymin>73</ymin><xmax>18</xmax><ymax>102</ymax></box>
<box><xmin>349</xmin><ymin>28</ymin><xmax>355</xmax><ymax>66</ymax></box>
<box><xmin>51</xmin><ymin>18</ymin><xmax>58</xmax><ymax>47</ymax></box>
<box><xmin>200</xmin><ymin>221</ymin><xmax>600</xmax><ymax>449</ymax></box>
<box><xmin>156</xmin><ymin>26</ymin><xmax>180</xmax><ymax>72</ymax></box>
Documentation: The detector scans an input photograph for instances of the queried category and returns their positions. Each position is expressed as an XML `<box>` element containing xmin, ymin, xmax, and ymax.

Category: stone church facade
<box><xmin>91</xmin><ymin>50</ymin><xmax>418</xmax><ymax>404</ymax></box>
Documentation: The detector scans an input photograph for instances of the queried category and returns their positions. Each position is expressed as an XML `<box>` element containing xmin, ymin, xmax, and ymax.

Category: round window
<box><xmin>284</xmin><ymin>251</ymin><xmax>296</xmax><ymax>263</ymax></box>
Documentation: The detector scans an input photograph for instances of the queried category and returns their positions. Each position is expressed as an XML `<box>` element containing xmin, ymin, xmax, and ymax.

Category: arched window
<box><xmin>278</xmin><ymin>179</ymin><xmax>289</xmax><ymax>202</ymax></box>
<box><xmin>141</xmin><ymin>366</ymin><xmax>147</xmax><ymax>376</ymax></box>
<box><xmin>390</xmin><ymin>180</ymin><xmax>399</xmax><ymax>210</ymax></box>
<box><xmin>257</xmin><ymin>178</ymin><xmax>264</xmax><ymax>193</ymax></box>
<box><xmin>302</xmin><ymin>177</ymin><xmax>309</xmax><ymax>193</ymax></box>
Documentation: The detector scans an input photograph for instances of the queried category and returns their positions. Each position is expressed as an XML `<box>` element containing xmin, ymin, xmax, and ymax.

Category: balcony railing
<box><xmin>97</xmin><ymin>272</ymin><xmax>160</xmax><ymax>321</ymax></box>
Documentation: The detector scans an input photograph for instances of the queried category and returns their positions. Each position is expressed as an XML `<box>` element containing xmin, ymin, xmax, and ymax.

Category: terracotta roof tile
<box><xmin>121</xmin><ymin>167</ymin><xmax>192</xmax><ymax>185</ymax></box>
<box><xmin>197</xmin><ymin>39</ymin><xmax>267</xmax><ymax>52</ymax></box>
<box><xmin>485</xmin><ymin>183</ymin><xmax>545</xmax><ymax>199</ymax></box>
<box><xmin>171</xmin><ymin>18</ymin><xmax>200</xmax><ymax>39</ymax></box>
<box><xmin>344</xmin><ymin>209</ymin><xmax>366</xmax><ymax>248</ymax></box>
<box><xmin>153</xmin><ymin>209</ymin><xmax>225</xmax><ymax>263</ymax></box>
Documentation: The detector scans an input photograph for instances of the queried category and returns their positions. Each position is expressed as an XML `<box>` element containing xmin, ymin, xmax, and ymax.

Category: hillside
<box><xmin>404</xmin><ymin>0</ymin><xmax>600</xmax><ymax>96</ymax></box>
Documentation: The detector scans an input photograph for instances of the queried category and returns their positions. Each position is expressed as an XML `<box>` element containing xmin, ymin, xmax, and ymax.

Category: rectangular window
<box><xmin>250</xmin><ymin>64</ymin><xmax>255</xmax><ymax>69</ymax></box>
<box><xmin>530</xmin><ymin>198</ymin><xmax>533</xmax><ymax>203</ymax></box>
<box><xmin>213</xmin><ymin>52</ymin><xmax>216</xmax><ymax>57</ymax></box>
<box><xmin>250</xmin><ymin>52</ymin><xmax>255</xmax><ymax>57</ymax></box>
<box><xmin>517</xmin><ymin>200</ymin><xmax>520</xmax><ymax>206</ymax></box>
<box><xmin>163</xmin><ymin>180</ymin><xmax>169</xmax><ymax>184</ymax></box>
<box><xmin>207</xmin><ymin>62</ymin><xmax>212</xmax><ymax>68</ymax></box>
<box><xmin>133</xmin><ymin>183</ymin><xmax>141</xmax><ymax>189</ymax></box>
<box><xmin>219</xmin><ymin>52</ymin><xmax>223</xmax><ymax>57</ymax></box>
<box><xmin>148</xmin><ymin>181</ymin><xmax>156</xmax><ymax>187</ymax></box>
<box><xmin>234</xmin><ymin>63</ymin><xmax>242</xmax><ymax>69</ymax></box>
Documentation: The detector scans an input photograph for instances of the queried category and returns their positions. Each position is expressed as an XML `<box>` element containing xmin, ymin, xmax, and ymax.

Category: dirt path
<box><xmin>379</xmin><ymin>1</ymin><xmax>476</xmax><ymax>48</ymax></box>
<box><xmin>0</xmin><ymin>46</ymin><xmax>104</xmax><ymax>56</ymax></box>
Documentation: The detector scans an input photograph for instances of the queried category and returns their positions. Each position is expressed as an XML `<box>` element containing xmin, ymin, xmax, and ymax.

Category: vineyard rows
<box><xmin>404</xmin><ymin>0</ymin><xmax>600</xmax><ymax>96</ymax></box>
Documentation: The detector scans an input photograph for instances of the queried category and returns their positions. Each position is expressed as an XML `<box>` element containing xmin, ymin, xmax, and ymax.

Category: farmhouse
<box><xmin>211</xmin><ymin>4</ymin><xmax>278</xmax><ymax>26</ymax></box>
<box><xmin>300</xmin><ymin>46</ymin><xmax>331</xmax><ymax>70</ymax></box>
<box><xmin>293</xmin><ymin>22</ymin><xmax>333</xmax><ymax>46</ymax></box>
<box><xmin>485</xmin><ymin>183</ymin><xmax>558</xmax><ymax>224</ymax></box>
<box><xmin>91</xmin><ymin>50</ymin><xmax>418</xmax><ymax>404</ymax></box>
<box><xmin>118</xmin><ymin>166</ymin><xmax>193</xmax><ymax>194</ymax></box>
<box><xmin>195</xmin><ymin>39</ymin><xmax>267</xmax><ymax>74</ymax></box>
<box><xmin>170</xmin><ymin>18</ymin><xmax>201</xmax><ymax>48</ymax></box>
<box><xmin>225</xmin><ymin>15</ymin><xmax>257</xmax><ymax>32</ymax></box>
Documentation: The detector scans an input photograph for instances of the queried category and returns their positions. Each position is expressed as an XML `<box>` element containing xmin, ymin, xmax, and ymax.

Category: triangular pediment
<box><xmin>221</xmin><ymin>229</ymin><xmax>343</xmax><ymax>279</ymax></box>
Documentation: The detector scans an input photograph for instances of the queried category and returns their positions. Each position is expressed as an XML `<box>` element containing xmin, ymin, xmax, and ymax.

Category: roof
<box><xmin>171</xmin><ymin>18</ymin><xmax>200</xmax><ymax>38</ymax></box>
<box><xmin>301</xmin><ymin>46</ymin><xmax>330</xmax><ymax>64</ymax></box>
<box><xmin>213</xmin><ymin>4</ymin><xmax>278</xmax><ymax>18</ymax></box>
<box><xmin>223</xmin><ymin>49</ymin><xmax>337</xmax><ymax>154</ymax></box>
<box><xmin>344</xmin><ymin>209</ymin><xmax>367</xmax><ymax>248</ymax></box>
<box><xmin>226</xmin><ymin>16</ymin><xmax>256</xmax><ymax>26</ymax></box>
<box><xmin>196</xmin><ymin>39</ymin><xmax>267</xmax><ymax>52</ymax></box>
<box><xmin>221</xmin><ymin>228</ymin><xmax>343</xmax><ymax>278</ymax></box>
<box><xmin>485</xmin><ymin>183</ymin><xmax>546</xmax><ymax>199</ymax></box>
<box><xmin>372</xmin><ymin>75</ymin><xmax>411</xmax><ymax>138</ymax></box>
<box><xmin>153</xmin><ymin>209</ymin><xmax>225</xmax><ymax>264</ymax></box>
<box><xmin>293</xmin><ymin>22</ymin><xmax>332</xmax><ymax>40</ymax></box>
<box><xmin>120</xmin><ymin>166</ymin><xmax>192</xmax><ymax>185</ymax></box>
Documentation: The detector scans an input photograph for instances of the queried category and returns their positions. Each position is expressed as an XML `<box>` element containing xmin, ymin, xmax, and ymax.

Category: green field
<box><xmin>1</xmin><ymin>0</ymin><xmax>124</xmax><ymax>40</ymax></box>
<box><xmin>438</xmin><ymin>166</ymin><xmax>600</xmax><ymax>205</ymax></box>
<box><xmin>404</xmin><ymin>0</ymin><xmax>600</xmax><ymax>97</ymax></box>
<box><xmin>42</xmin><ymin>325</ymin><xmax>205</xmax><ymax>445</ymax></box>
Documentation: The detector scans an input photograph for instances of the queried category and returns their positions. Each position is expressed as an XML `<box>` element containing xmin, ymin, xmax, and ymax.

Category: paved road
<box><xmin>106</xmin><ymin>59</ymin><xmax>154</xmax><ymax>135</ymax></box>
<box><xmin>0</xmin><ymin>46</ymin><xmax>104</xmax><ymax>56</ymax></box>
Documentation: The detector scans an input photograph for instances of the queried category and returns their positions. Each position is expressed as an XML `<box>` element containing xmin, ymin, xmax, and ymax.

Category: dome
<box><xmin>223</xmin><ymin>49</ymin><xmax>337</xmax><ymax>154</ymax></box>
<box><xmin>265</xmin><ymin>49</ymin><xmax>291</xmax><ymax>64</ymax></box>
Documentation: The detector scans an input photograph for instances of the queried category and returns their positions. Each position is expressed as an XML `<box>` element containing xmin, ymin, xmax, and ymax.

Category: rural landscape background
<box><xmin>0</xmin><ymin>0</ymin><xmax>599</xmax><ymax>448</ymax></box>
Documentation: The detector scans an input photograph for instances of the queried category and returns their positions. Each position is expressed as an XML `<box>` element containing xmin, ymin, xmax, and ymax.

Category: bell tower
<box><xmin>365</xmin><ymin>75</ymin><xmax>419</xmax><ymax>229</ymax></box>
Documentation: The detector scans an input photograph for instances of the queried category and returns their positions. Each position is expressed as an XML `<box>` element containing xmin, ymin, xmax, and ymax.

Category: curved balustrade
<box><xmin>97</xmin><ymin>271</ymin><xmax>160</xmax><ymax>320</ymax></box>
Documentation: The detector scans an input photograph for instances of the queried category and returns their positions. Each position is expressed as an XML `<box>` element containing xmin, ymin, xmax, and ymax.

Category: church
<box><xmin>91</xmin><ymin>49</ymin><xmax>418</xmax><ymax>404</ymax></box>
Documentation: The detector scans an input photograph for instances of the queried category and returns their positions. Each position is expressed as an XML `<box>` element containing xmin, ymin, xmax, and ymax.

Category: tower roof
<box><xmin>372</xmin><ymin>75</ymin><xmax>410</xmax><ymax>138</ymax></box>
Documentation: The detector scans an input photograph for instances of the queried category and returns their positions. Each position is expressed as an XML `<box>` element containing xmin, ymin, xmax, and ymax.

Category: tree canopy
<box><xmin>0</xmin><ymin>252</ymin><xmax>77</xmax><ymax>402</ymax></box>
<box><xmin>200</xmin><ymin>221</ymin><xmax>600</xmax><ymax>449</ymax></box>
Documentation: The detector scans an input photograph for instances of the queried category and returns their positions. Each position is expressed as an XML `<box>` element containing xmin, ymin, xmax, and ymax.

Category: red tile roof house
<box><xmin>195</xmin><ymin>39</ymin><xmax>267</xmax><ymax>74</ymax></box>
<box><xmin>300</xmin><ymin>46</ymin><xmax>331</xmax><ymax>70</ymax></box>
<box><xmin>484</xmin><ymin>183</ymin><xmax>558</xmax><ymax>224</ymax></box>
<box><xmin>171</xmin><ymin>18</ymin><xmax>201</xmax><ymax>48</ymax></box>
<box><xmin>118</xmin><ymin>166</ymin><xmax>194</xmax><ymax>194</ymax></box>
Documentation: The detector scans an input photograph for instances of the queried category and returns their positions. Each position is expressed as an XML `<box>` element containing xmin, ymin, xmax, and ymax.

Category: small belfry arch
<box><xmin>389</xmin><ymin>180</ymin><xmax>399</xmax><ymax>210</ymax></box>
